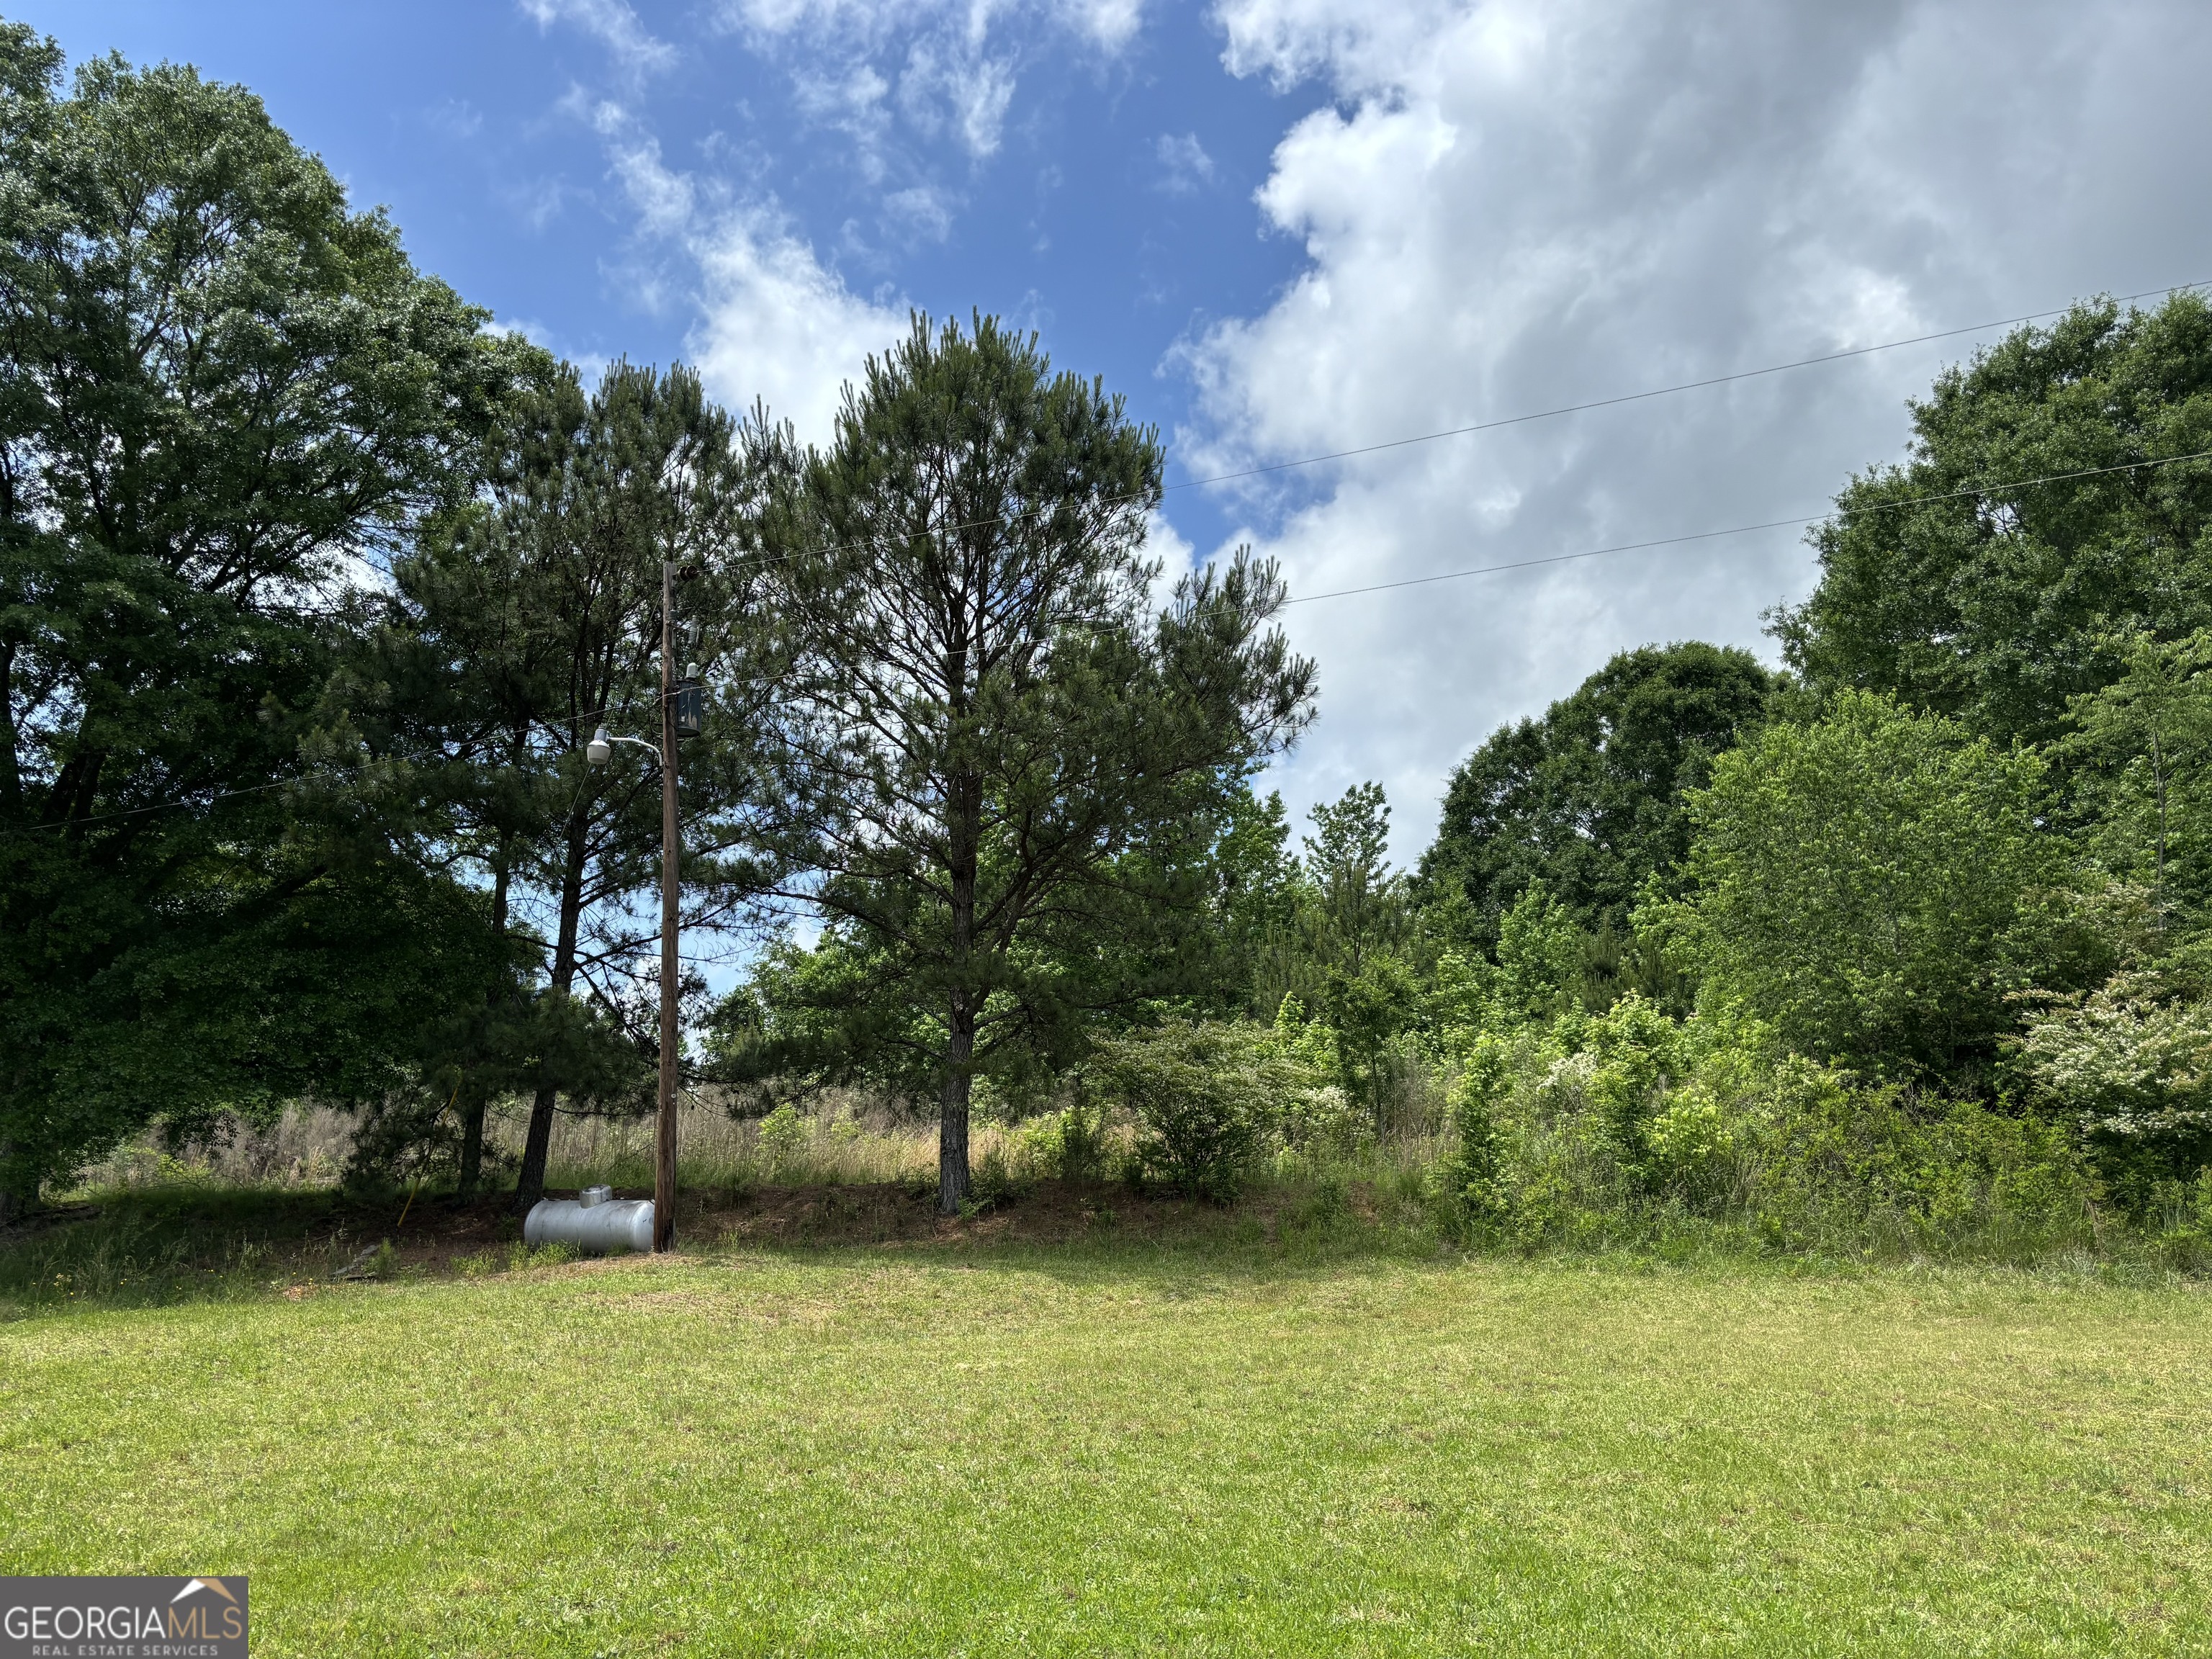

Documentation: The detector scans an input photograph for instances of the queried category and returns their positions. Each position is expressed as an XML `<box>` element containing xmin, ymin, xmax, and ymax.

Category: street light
<box><xmin>583</xmin><ymin>559</ymin><xmax>699</xmax><ymax>1253</ymax></box>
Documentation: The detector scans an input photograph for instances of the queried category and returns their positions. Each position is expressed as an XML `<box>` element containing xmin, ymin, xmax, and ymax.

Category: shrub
<box><xmin>1577</xmin><ymin>994</ymin><xmax>1686</xmax><ymax>1179</ymax></box>
<box><xmin>1018</xmin><ymin>1099</ymin><xmax>1111</xmax><ymax>1182</ymax></box>
<box><xmin>1100</xmin><ymin>1020</ymin><xmax>1292</xmax><ymax>1200</ymax></box>
<box><xmin>2018</xmin><ymin>970</ymin><xmax>2212</xmax><ymax>1139</ymax></box>
<box><xmin>1660</xmin><ymin>690</ymin><xmax>2066</xmax><ymax>1082</ymax></box>
<box><xmin>1437</xmin><ymin>1032</ymin><xmax>1509</xmax><ymax>1220</ymax></box>
<box><xmin>755</xmin><ymin>1104</ymin><xmax>809</xmax><ymax>1177</ymax></box>
<box><xmin>969</xmin><ymin>1143</ymin><xmax>1029</xmax><ymax>1206</ymax></box>
<box><xmin>1735</xmin><ymin>1058</ymin><xmax>2098</xmax><ymax>1254</ymax></box>
<box><xmin>1642</xmin><ymin>1083</ymin><xmax>1734</xmax><ymax>1195</ymax></box>
<box><xmin>1426</xmin><ymin>994</ymin><xmax>2100</xmax><ymax>1259</ymax></box>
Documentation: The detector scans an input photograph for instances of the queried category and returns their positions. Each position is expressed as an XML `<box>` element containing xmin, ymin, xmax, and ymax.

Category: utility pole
<box><xmin>585</xmin><ymin>565</ymin><xmax>694</xmax><ymax>1252</ymax></box>
<box><xmin>655</xmin><ymin>559</ymin><xmax>680</xmax><ymax>1252</ymax></box>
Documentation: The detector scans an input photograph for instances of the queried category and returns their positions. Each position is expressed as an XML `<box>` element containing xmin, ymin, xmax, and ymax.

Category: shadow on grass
<box><xmin>8</xmin><ymin>1172</ymin><xmax>2201</xmax><ymax>1321</ymax></box>
<box><xmin>0</xmin><ymin>1174</ymin><xmax>1468</xmax><ymax>1318</ymax></box>
<box><xmin>0</xmin><ymin>1184</ymin><xmax>529</xmax><ymax>1320</ymax></box>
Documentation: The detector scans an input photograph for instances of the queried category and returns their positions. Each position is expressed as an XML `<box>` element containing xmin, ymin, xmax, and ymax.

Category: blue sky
<box><xmin>24</xmin><ymin>0</ymin><xmax>2212</xmax><ymax>866</ymax></box>
<box><xmin>23</xmin><ymin>0</ymin><xmax>1306</xmax><ymax>552</ymax></box>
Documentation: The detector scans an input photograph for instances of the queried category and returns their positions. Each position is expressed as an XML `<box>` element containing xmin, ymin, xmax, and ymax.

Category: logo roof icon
<box><xmin>170</xmin><ymin>1578</ymin><xmax>240</xmax><ymax>1606</ymax></box>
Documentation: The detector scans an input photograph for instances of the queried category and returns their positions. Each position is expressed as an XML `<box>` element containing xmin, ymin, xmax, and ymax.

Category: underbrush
<box><xmin>5</xmin><ymin>1153</ymin><xmax>2205</xmax><ymax>1326</ymax></box>
<box><xmin>0</xmin><ymin>1188</ymin><xmax>374</xmax><ymax>1317</ymax></box>
<box><xmin>16</xmin><ymin>999</ymin><xmax>2212</xmax><ymax>1323</ymax></box>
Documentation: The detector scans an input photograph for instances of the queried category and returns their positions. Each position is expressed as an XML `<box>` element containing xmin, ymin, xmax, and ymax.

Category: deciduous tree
<box><xmin>0</xmin><ymin>32</ymin><xmax>523</xmax><ymax>1215</ymax></box>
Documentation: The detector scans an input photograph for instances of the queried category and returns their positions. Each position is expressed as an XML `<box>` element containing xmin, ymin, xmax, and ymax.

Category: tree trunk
<box><xmin>462</xmin><ymin>833</ymin><xmax>508</xmax><ymax>1206</ymax></box>
<box><xmin>939</xmin><ymin>994</ymin><xmax>974</xmax><ymax>1215</ymax></box>
<box><xmin>516</xmin><ymin>1086</ymin><xmax>557</xmax><ymax>1213</ymax></box>
<box><xmin>514</xmin><ymin>817</ymin><xmax>589</xmax><ymax>1213</ymax></box>
<box><xmin>457</xmin><ymin>1098</ymin><xmax>487</xmax><ymax>1202</ymax></box>
<box><xmin>939</xmin><ymin>755</ymin><xmax>981</xmax><ymax>1216</ymax></box>
<box><xmin>0</xmin><ymin>638</ymin><xmax>19</xmax><ymax>809</ymax></box>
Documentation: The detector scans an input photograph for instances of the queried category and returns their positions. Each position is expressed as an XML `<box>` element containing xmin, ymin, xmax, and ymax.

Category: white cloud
<box><xmin>722</xmin><ymin>0</ymin><xmax>1143</xmax><ymax>55</ymax></box>
<box><xmin>552</xmin><ymin>92</ymin><xmax>907</xmax><ymax>444</ymax></box>
<box><xmin>689</xmin><ymin>206</ymin><xmax>909</xmax><ymax>442</ymax></box>
<box><xmin>881</xmin><ymin>184</ymin><xmax>958</xmax><ymax>243</ymax></box>
<box><xmin>1155</xmin><ymin>132</ymin><xmax>1216</xmax><ymax>194</ymax></box>
<box><xmin>1182</xmin><ymin>0</ymin><xmax>2212</xmax><ymax>864</ymax></box>
<box><xmin>519</xmin><ymin>0</ymin><xmax>680</xmax><ymax>82</ymax></box>
<box><xmin>587</xmin><ymin>100</ymin><xmax>701</xmax><ymax>237</ymax></box>
<box><xmin>897</xmin><ymin>36</ymin><xmax>1019</xmax><ymax>158</ymax></box>
<box><xmin>718</xmin><ymin>0</ymin><xmax>1145</xmax><ymax>161</ymax></box>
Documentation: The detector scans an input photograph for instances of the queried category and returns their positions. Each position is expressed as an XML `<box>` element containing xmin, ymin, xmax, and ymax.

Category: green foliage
<box><xmin>1101</xmin><ymin>1020</ymin><xmax>1292</xmax><ymax>1200</ymax></box>
<box><xmin>740</xmin><ymin>313</ymin><xmax>1316</xmax><ymax>1213</ymax></box>
<box><xmin>1301</xmin><ymin>783</ymin><xmax>1407</xmax><ymax>976</ymax></box>
<box><xmin>1209</xmin><ymin>786</ymin><xmax>1305</xmax><ymax>1017</ymax></box>
<box><xmin>1491</xmin><ymin>881</ymin><xmax>1587</xmax><ymax>1024</ymax></box>
<box><xmin>1430</xmin><ymin>997</ymin><xmax>2099</xmax><ymax>1258</ymax></box>
<box><xmin>1421</xmin><ymin>642</ymin><xmax>1778</xmax><ymax>948</ymax></box>
<box><xmin>1229</xmin><ymin>782</ymin><xmax>1428</xmax><ymax>1128</ymax></box>
<box><xmin>0</xmin><ymin>33</ymin><xmax>530</xmax><ymax>1212</ymax></box>
<box><xmin>1017</xmin><ymin>1097</ymin><xmax>1110</xmax><ymax>1182</ymax></box>
<box><xmin>2059</xmin><ymin>629</ymin><xmax>2212</xmax><ymax>917</ymax></box>
<box><xmin>1740</xmin><ymin>1061</ymin><xmax>2096</xmax><ymax>1255</ymax></box>
<box><xmin>1776</xmin><ymin>292</ymin><xmax>2212</xmax><ymax>749</ymax></box>
<box><xmin>755</xmin><ymin>1103</ymin><xmax>810</xmax><ymax>1176</ymax></box>
<box><xmin>1659</xmin><ymin>691</ymin><xmax>2068</xmax><ymax>1082</ymax></box>
<box><xmin>1437</xmin><ymin>1032</ymin><xmax>1509</xmax><ymax>1215</ymax></box>
<box><xmin>2145</xmin><ymin>1167</ymin><xmax>2212</xmax><ymax>1262</ymax></box>
<box><xmin>2018</xmin><ymin>968</ymin><xmax>2212</xmax><ymax>1141</ymax></box>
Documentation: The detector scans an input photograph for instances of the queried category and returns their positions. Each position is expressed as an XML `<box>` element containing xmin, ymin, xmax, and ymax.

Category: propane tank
<box><xmin>523</xmin><ymin>1185</ymin><xmax>655</xmax><ymax>1254</ymax></box>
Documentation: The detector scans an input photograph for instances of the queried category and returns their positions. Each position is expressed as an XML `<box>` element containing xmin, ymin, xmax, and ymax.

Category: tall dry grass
<box><xmin>57</xmin><ymin>1077</ymin><xmax>1442</xmax><ymax>1202</ymax></box>
<box><xmin>68</xmin><ymin>1106</ymin><xmax>357</xmax><ymax>1193</ymax></box>
<box><xmin>63</xmin><ymin>1094</ymin><xmax>1067</xmax><ymax>1197</ymax></box>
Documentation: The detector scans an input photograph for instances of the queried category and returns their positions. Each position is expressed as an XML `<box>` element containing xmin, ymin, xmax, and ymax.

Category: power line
<box><xmin>1278</xmin><ymin>446</ymin><xmax>2212</xmax><ymax>607</ymax></box>
<box><xmin>708</xmin><ymin>277</ymin><xmax>2209</xmax><ymax>583</ymax></box>
<box><xmin>1169</xmin><ymin>279</ymin><xmax>2212</xmax><ymax>493</ymax></box>
<box><xmin>30</xmin><ymin>293</ymin><xmax>2212</xmax><ymax>817</ymax></box>
<box><xmin>15</xmin><ymin>775</ymin><xmax>309</xmax><ymax>831</ymax></box>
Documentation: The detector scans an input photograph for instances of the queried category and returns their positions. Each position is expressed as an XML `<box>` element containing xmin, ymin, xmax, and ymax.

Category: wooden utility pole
<box><xmin>655</xmin><ymin>559</ymin><xmax>679</xmax><ymax>1252</ymax></box>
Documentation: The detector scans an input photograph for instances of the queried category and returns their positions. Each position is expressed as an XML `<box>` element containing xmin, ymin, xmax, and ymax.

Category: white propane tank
<box><xmin>523</xmin><ymin>1184</ymin><xmax>655</xmax><ymax>1254</ymax></box>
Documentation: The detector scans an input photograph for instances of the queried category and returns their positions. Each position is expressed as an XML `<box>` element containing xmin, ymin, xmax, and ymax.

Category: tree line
<box><xmin>0</xmin><ymin>31</ymin><xmax>1306</xmax><ymax>1221</ymax></box>
<box><xmin>8</xmin><ymin>26</ymin><xmax>2212</xmax><ymax>1236</ymax></box>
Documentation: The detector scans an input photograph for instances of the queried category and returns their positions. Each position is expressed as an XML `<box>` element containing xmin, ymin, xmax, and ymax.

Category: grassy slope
<box><xmin>1</xmin><ymin>1246</ymin><xmax>2208</xmax><ymax>1657</ymax></box>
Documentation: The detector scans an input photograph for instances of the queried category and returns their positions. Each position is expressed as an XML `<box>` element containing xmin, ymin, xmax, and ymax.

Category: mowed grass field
<box><xmin>2</xmin><ymin>1242</ymin><xmax>2209</xmax><ymax>1656</ymax></box>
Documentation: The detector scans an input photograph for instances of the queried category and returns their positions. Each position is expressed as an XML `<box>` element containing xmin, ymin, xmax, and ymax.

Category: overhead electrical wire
<box><xmin>25</xmin><ymin>282</ymin><xmax>2212</xmax><ymax>823</ymax></box>
<box><xmin>1166</xmin><ymin>279</ymin><xmax>2212</xmax><ymax>493</ymax></box>
<box><xmin>1279</xmin><ymin>446</ymin><xmax>2212</xmax><ymax>606</ymax></box>
<box><xmin>29</xmin><ymin>446</ymin><xmax>2212</xmax><ymax>829</ymax></box>
<box><xmin>710</xmin><ymin>276</ymin><xmax>2212</xmax><ymax>578</ymax></box>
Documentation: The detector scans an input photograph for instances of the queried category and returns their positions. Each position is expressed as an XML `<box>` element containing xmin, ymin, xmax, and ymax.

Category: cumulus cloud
<box><xmin>689</xmin><ymin>207</ymin><xmax>909</xmax><ymax>441</ymax></box>
<box><xmin>1182</xmin><ymin>0</ymin><xmax>2212</xmax><ymax>862</ymax></box>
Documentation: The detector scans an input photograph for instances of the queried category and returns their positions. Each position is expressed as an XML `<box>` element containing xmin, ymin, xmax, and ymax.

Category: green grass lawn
<box><xmin>2</xmin><ymin>1236</ymin><xmax>2208</xmax><ymax>1655</ymax></box>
